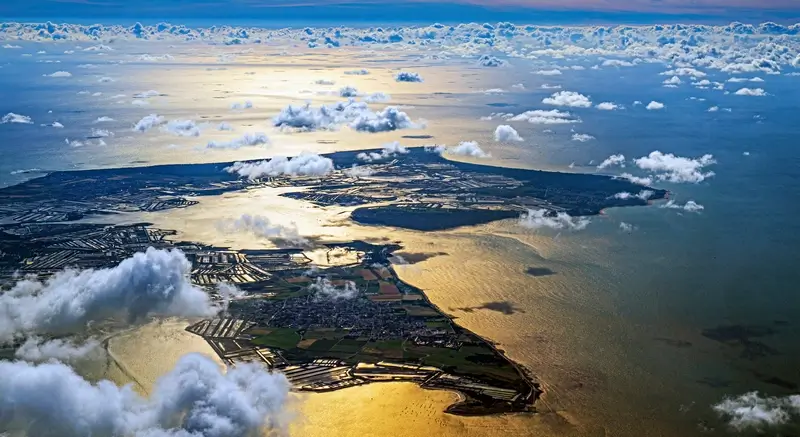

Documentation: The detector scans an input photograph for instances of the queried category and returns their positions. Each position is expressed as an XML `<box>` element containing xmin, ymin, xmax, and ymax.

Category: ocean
<box><xmin>1</xmin><ymin>38</ymin><xmax>799</xmax><ymax>437</ymax></box>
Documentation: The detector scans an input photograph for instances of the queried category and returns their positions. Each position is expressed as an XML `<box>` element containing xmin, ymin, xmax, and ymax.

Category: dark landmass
<box><xmin>0</xmin><ymin>147</ymin><xmax>666</xmax><ymax>231</ymax></box>
<box><xmin>702</xmin><ymin>324</ymin><xmax>780</xmax><ymax>360</ymax></box>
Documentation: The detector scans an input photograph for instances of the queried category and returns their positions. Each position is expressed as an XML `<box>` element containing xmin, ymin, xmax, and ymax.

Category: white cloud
<box><xmin>634</xmin><ymin>151</ymin><xmax>716</xmax><ymax>184</ymax></box>
<box><xmin>395</xmin><ymin>71</ymin><xmax>423</xmax><ymax>82</ymax></box>
<box><xmin>309</xmin><ymin>277</ymin><xmax>358</xmax><ymax>301</ymax></box>
<box><xmin>662</xmin><ymin>76</ymin><xmax>682</xmax><ymax>85</ymax></box>
<box><xmin>343</xmin><ymin>165</ymin><xmax>375</xmax><ymax>178</ymax></box>
<box><xmin>357</xmin><ymin>141</ymin><xmax>409</xmax><ymax>162</ymax></box>
<box><xmin>533</xmin><ymin>69</ymin><xmax>562</xmax><ymax>76</ymax></box>
<box><xmin>478</xmin><ymin>54</ymin><xmax>506</xmax><ymax>67</ymax></box>
<box><xmin>98</xmin><ymin>76</ymin><xmax>114</xmax><ymax>83</ymax></box>
<box><xmin>0</xmin><ymin>248</ymin><xmax>215</xmax><ymax>342</ymax></box>
<box><xmin>50</xmin><ymin>121</ymin><xmax>64</xmax><ymax>128</ymax></box>
<box><xmin>511</xmin><ymin>83</ymin><xmax>525</xmax><ymax>90</ymax></box>
<box><xmin>519</xmin><ymin>209</ymin><xmax>590</xmax><ymax>231</ymax></box>
<box><xmin>314</xmin><ymin>79</ymin><xmax>335</xmax><ymax>85</ymax></box>
<box><xmin>734</xmin><ymin>87</ymin><xmax>767</xmax><ymax>96</ymax></box>
<box><xmin>2</xmin><ymin>112</ymin><xmax>33</xmax><ymax>124</ymax></box>
<box><xmin>217</xmin><ymin>214</ymin><xmax>308</xmax><ymax>247</ymax></box>
<box><xmin>660</xmin><ymin>200</ymin><xmax>705</xmax><ymax>212</ymax></box>
<box><xmin>447</xmin><ymin>141</ymin><xmax>490</xmax><ymax>158</ymax></box>
<box><xmin>349</xmin><ymin>106</ymin><xmax>419</xmax><ymax>133</ymax></box>
<box><xmin>206</xmin><ymin>132</ymin><xmax>269</xmax><ymax>149</ymax></box>
<box><xmin>344</xmin><ymin>69</ymin><xmax>369</xmax><ymax>75</ymax></box>
<box><xmin>133</xmin><ymin>114</ymin><xmax>166</xmax><ymax>132</ymax></box>
<box><xmin>597</xmin><ymin>154</ymin><xmax>625</xmax><ymax>169</ymax></box>
<box><xmin>225</xmin><ymin>152</ymin><xmax>334</xmax><ymax>179</ymax></box>
<box><xmin>619</xmin><ymin>222</ymin><xmax>635</xmax><ymax>232</ymax></box>
<box><xmin>44</xmin><ymin>71</ymin><xmax>72</xmax><ymax>77</ymax></box>
<box><xmin>727</xmin><ymin>77</ymin><xmax>764</xmax><ymax>83</ymax></box>
<box><xmin>508</xmin><ymin>109</ymin><xmax>580</xmax><ymax>124</ymax></box>
<box><xmin>618</xmin><ymin>173</ymin><xmax>653</xmax><ymax>186</ymax></box>
<box><xmin>601</xmin><ymin>59</ymin><xmax>635</xmax><ymax>67</ymax></box>
<box><xmin>218</xmin><ymin>121</ymin><xmax>233</xmax><ymax>131</ymax></box>
<box><xmin>494</xmin><ymin>125</ymin><xmax>523</xmax><ymax>142</ymax></box>
<box><xmin>540</xmin><ymin>84</ymin><xmax>562</xmax><ymax>89</ymax></box>
<box><xmin>163</xmin><ymin>119</ymin><xmax>201</xmax><ymax>137</ymax></box>
<box><xmin>363</xmin><ymin>92</ymin><xmax>390</xmax><ymax>103</ymax></box>
<box><xmin>713</xmin><ymin>392</ymin><xmax>800</xmax><ymax>431</ymax></box>
<box><xmin>542</xmin><ymin>91</ymin><xmax>592</xmax><ymax>108</ymax></box>
<box><xmin>15</xmin><ymin>337</ymin><xmax>100</xmax><ymax>362</ymax></box>
<box><xmin>708</xmin><ymin>106</ymin><xmax>720</xmax><ymax>112</ymax></box>
<box><xmin>572</xmin><ymin>133</ymin><xmax>595</xmax><ymax>142</ymax></box>
<box><xmin>646</xmin><ymin>101</ymin><xmax>665</xmax><ymax>110</ymax></box>
<box><xmin>134</xmin><ymin>90</ymin><xmax>160</xmax><ymax>98</ymax></box>
<box><xmin>661</xmin><ymin>68</ymin><xmax>706</xmax><ymax>78</ymax></box>
<box><xmin>0</xmin><ymin>353</ymin><xmax>291</xmax><ymax>437</ymax></box>
<box><xmin>230</xmin><ymin>100</ymin><xmax>253</xmax><ymax>110</ymax></box>
<box><xmin>339</xmin><ymin>86</ymin><xmax>359</xmax><ymax>97</ymax></box>
<box><xmin>3</xmin><ymin>43</ymin><xmax>22</xmax><ymax>49</ymax></box>
<box><xmin>595</xmin><ymin>102</ymin><xmax>620</xmax><ymax>110</ymax></box>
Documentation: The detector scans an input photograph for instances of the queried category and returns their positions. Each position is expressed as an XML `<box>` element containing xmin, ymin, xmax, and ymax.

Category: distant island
<box><xmin>0</xmin><ymin>146</ymin><xmax>667</xmax><ymax>416</ymax></box>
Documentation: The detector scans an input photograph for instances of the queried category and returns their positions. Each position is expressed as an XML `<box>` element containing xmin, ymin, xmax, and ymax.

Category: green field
<box><xmin>251</xmin><ymin>328</ymin><xmax>301</xmax><ymax>350</ymax></box>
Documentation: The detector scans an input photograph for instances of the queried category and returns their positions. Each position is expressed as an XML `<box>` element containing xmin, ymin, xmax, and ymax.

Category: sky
<box><xmin>1</xmin><ymin>0</ymin><xmax>799</xmax><ymax>24</ymax></box>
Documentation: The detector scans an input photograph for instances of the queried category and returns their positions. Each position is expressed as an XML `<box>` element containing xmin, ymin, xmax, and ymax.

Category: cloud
<box><xmin>349</xmin><ymin>106</ymin><xmax>419</xmax><ymax>133</ymax></box>
<box><xmin>3</xmin><ymin>43</ymin><xmax>22</xmax><ymax>49</ymax></box>
<box><xmin>363</xmin><ymin>92</ymin><xmax>390</xmax><ymax>103</ymax></box>
<box><xmin>44</xmin><ymin>71</ymin><xmax>72</xmax><ymax>77</ymax></box>
<box><xmin>395</xmin><ymin>71</ymin><xmax>422</xmax><ymax>82</ymax></box>
<box><xmin>661</xmin><ymin>68</ymin><xmax>706</xmax><ymax>78</ymax></box>
<box><xmin>314</xmin><ymin>79</ymin><xmax>335</xmax><ymax>85</ymax></box>
<box><xmin>542</xmin><ymin>91</ymin><xmax>592</xmax><ymax>108</ymax></box>
<box><xmin>478</xmin><ymin>54</ymin><xmax>506</xmax><ymax>67</ymax></box>
<box><xmin>634</xmin><ymin>151</ymin><xmax>716</xmax><ymax>183</ymax></box>
<box><xmin>660</xmin><ymin>200</ymin><xmax>705</xmax><ymax>212</ymax></box>
<box><xmin>572</xmin><ymin>133</ymin><xmax>595</xmax><ymax>142</ymax></box>
<box><xmin>734</xmin><ymin>87</ymin><xmax>767</xmax><ymax>96</ymax></box>
<box><xmin>511</xmin><ymin>83</ymin><xmax>525</xmax><ymax>90</ymax></box>
<box><xmin>0</xmin><ymin>353</ymin><xmax>291</xmax><ymax>437</ymax></box>
<box><xmin>2</xmin><ymin>112</ymin><xmax>33</xmax><ymax>124</ymax></box>
<box><xmin>344</xmin><ymin>69</ymin><xmax>369</xmax><ymax>75</ymax></box>
<box><xmin>357</xmin><ymin>141</ymin><xmax>409</xmax><ymax>162</ymax></box>
<box><xmin>95</xmin><ymin>116</ymin><xmax>114</xmax><ymax>122</ymax></box>
<box><xmin>713</xmin><ymin>392</ymin><xmax>800</xmax><ymax>431</ymax></box>
<box><xmin>727</xmin><ymin>77</ymin><xmax>764</xmax><ymax>83</ymax></box>
<box><xmin>230</xmin><ymin>100</ymin><xmax>253</xmax><ymax>110</ymax></box>
<box><xmin>15</xmin><ymin>336</ymin><xmax>101</xmax><ymax>362</ymax></box>
<box><xmin>597</xmin><ymin>154</ymin><xmax>625</xmax><ymax>169</ymax></box>
<box><xmin>494</xmin><ymin>125</ymin><xmax>523</xmax><ymax>142</ymax></box>
<box><xmin>217</xmin><ymin>214</ymin><xmax>308</xmax><ymax>247</ymax></box>
<box><xmin>448</xmin><ymin>141</ymin><xmax>490</xmax><ymax>158</ymax></box>
<box><xmin>508</xmin><ymin>109</ymin><xmax>580</xmax><ymax>124</ymax></box>
<box><xmin>343</xmin><ymin>165</ymin><xmax>375</xmax><ymax>178</ymax></box>
<box><xmin>206</xmin><ymin>132</ymin><xmax>269</xmax><ymax>149</ymax></box>
<box><xmin>618</xmin><ymin>173</ymin><xmax>654</xmax><ymax>185</ymax></box>
<box><xmin>519</xmin><ymin>209</ymin><xmax>590</xmax><ymax>231</ymax></box>
<box><xmin>339</xmin><ymin>86</ymin><xmax>359</xmax><ymax>97</ymax></box>
<box><xmin>595</xmin><ymin>102</ymin><xmax>620</xmax><ymax>110</ymax></box>
<box><xmin>540</xmin><ymin>84</ymin><xmax>562</xmax><ymax>89</ymax></box>
<box><xmin>162</xmin><ymin>119</ymin><xmax>202</xmax><ymax>137</ymax></box>
<box><xmin>662</xmin><ymin>76</ymin><xmax>683</xmax><ymax>86</ymax></box>
<box><xmin>619</xmin><ymin>222</ymin><xmax>635</xmax><ymax>232</ymax></box>
<box><xmin>133</xmin><ymin>114</ymin><xmax>166</xmax><ymax>132</ymax></box>
<box><xmin>134</xmin><ymin>90</ymin><xmax>161</xmax><ymax>98</ymax></box>
<box><xmin>225</xmin><ymin>152</ymin><xmax>334</xmax><ymax>179</ymax></box>
<box><xmin>533</xmin><ymin>69</ymin><xmax>562</xmax><ymax>76</ymax></box>
<box><xmin>0</xmin><ymin>247</ymin><xmax>215</xmax><ymax>343</ymax></box>
<box><xmin>309</xmin><ymin>277</ymin><xmax>358</xmax><ymax>301</ymax></box>
<box><xmin>646</xmin><ymin>101</ymin><xmax>665</xmax><ymax>110</ymax></box>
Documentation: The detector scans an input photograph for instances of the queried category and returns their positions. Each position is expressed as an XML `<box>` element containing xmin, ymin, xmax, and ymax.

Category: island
<box><xmin>0</xmin><ymin>146</ymin><xmax>667</xmax><ymax>415</ymax></box>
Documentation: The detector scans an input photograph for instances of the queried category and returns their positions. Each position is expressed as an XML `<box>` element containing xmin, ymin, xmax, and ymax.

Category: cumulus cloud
<box><xmin>613</xmin><ymin>190</ymin><xmax>654</xmax><ymax>200</ymax></box>
<box><xmin>225</xmin><ymin>152</ymin><xmax>334</xmax><ymax>179</ymax></box>
<box><xmin>357</xmin><ymin>141</ymin><xmax>409</xmax><ymax>162</ymax></box>
<box><xmin>15</xmin><ymin>336</ymin><xmax>101</xmax><ymax>362</ymax></box>
<box><xmin>634</xmin><ymin>151</ymin><xmax>716</xmax><ymax>183</ymax></box>
<box><xmin>478</xmin><ymin>54</ymin><xmax>506</xmax><ymax>67</ymax></box>
<box><xmin>661</xmin><ymin>68</ymin><xmax>706</xmax><ymax>78</ymax></box>
<box><xmin>542</xmin><ymin>91</ymin><xmax>592</xmax><ymax>108</ymax></box>
<box><xmin>507</xmin><ymin>109</ymin><xmax>580</xmax><ymax>124</ymax></box>
<box><xmin>44</xmin><ymin>71</ymin><xmax>72</xmax><ymax>77</ymax></box>
<box><xmin>447</xmin><ymin>141</ymin><xmax>490</xmax><ymax>158</ymax></box>
<box><xmin>95</xmin><ymin>116</ymin><xmax>114</xmax><ymax>122</ymax></box>
<box><xmin>309</xmin><ymin>277</ymin><xmax>359</xmax><ymax>300</ymax></box>
<box><xmin>646</xmin><ymin>101</ymin><xmax>665</xmax><ymax>110</ymax></box>
<box><xmin>0</xmin><ymin>248</ymin><xmax>215</xmax><ymax>343</ymax></box>
<box><xmin>230</xmin><ymin>100</ymin><xmax>253</xmax><ymax>110</ymax></box>
<box><xmin>572</xmin><ymin>133</ymin><xmax>595</xmax><ymax>142</ymax></box>
<box><xmin>206</xmin><ymin>132</ymin><xmax>269</xmax><ymax>149</ymax></box>
<box><xmin>349</xmin><ymin>106</ymin><xmax>419</xmax><ymax>133</ymax></box>
<box><xmin>133</xmin><ymin>90</ymin><xmax>161</xmax><ymax>99</ymax></box>
<box><xmin>660</xmin><ymin>200</ymin><xmax>705</xmax><ymax>212</ymax></box>
<box><xmin>363</xmin><ymin>92</ymin><xmax>390</xmax><ymax>103</ymax></box>
<box><xmin>343</xmin><ymin>165</ymin><xmax>375</xmax><ymax>178</ymax></box>
<box><xmin>595</xmin><ymin>102</ymin><xmax>620</xmax><ymax>110</ymax></box>
<box><xmin>713</xmin><ymin>392</ymin><xmax>800</xmax><ymax>431</ymax></box>
<box><xmin>734</xmin><ymin>87</ymin><xmax>767</xmax><ymax>96</ymax></box>
<box><xmin>339</xmin><ymin>86</ymin><xmax>359</xmax><ymax>97</ymax></box>
<box><xmin>133</xmin><ymin>114</ymin><xmax>166</xmax><ymax>132</ymax></box>
<box><xmin>533</xmin><ymin>69</ymin><xmax>562</xmax><ymax>76</ymax></box>
<box><xmin>619</xmin><ymin>222</ymin><xmax>635</xmax><ymax>232</ymax></box>
<box><xmin>162</xmin><ymin>119</ymin><xmax>202</xmax><ymax>137</ymax></box>
<box><xmin>618</xmin><ymin>173</ymin><xmax>654</xmax><ymax>186</ymax></box>
<box><xmin>540</xmin><ymin>84</ymin><xmax>562</xmax><ymax>89</ymax></box>
<box><xmin>217</xmin><ymin>214</ymin><xmax>308</xmax><ymax>247</ymax></box>
<box><xmin>519</xmin><ymin>209</ymin><xmax>590</xmax><ymax>231</ymax></box>
<box><xmin>494</xmin><ymin>125</ymin><xmax>523</xmax><ymax>142</ymax></box>
<box><xmin>0</xmin><ymin>353</ymin><xmax>291</xmax><ymax>437</ymax></box>
<box><xmin>662</xmin><ymin>76</ymin><xmax>682</xmax><ymax>86</ymax></box>
<box><xmin>597</xmin><ymin>154</ymin><xmax>626</xmax><ymax>169</ymax></box>
<box><xmin>395</xmin><ymin>71</ymin><xmax>422</xmax><ymax>82</ymax></box>
<box><xmin>2</xmin><ymin>112</ymin><xmax>33</xmax><ymax>124</ymax></box>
